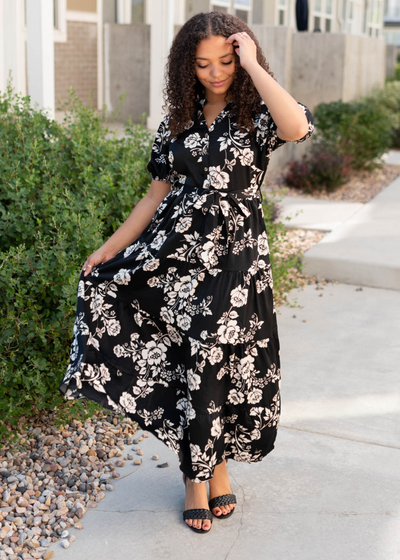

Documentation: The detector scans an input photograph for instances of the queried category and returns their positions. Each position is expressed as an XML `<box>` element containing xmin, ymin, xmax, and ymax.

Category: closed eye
<box><xmin>197</xmin><ymin>60</ymin><xmax>233</xmax><ymax>69</ymax></box>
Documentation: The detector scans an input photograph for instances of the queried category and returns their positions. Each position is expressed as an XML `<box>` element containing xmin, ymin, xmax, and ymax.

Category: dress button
<box><xmin>204</xmin><ymin>167</ymin><xmax>208</xmax><ymax>172</ymax></box>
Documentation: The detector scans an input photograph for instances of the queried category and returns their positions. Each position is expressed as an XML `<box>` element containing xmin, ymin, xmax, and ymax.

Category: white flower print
<box><xmin>257</xmin><ymin>231</ymin><xmax>270</xmax><ymax>256</ymax></box>
<box><xmin>228</xmin><ymin>388</ymin><xmax>245</xmax><ymax>405</ymax></box>
<box><xmin>120</xmin><ymin>391</ymin><xmax>137</xmax><ymax>413</ymax></box>
<box><xmin>177</xmin><ymin>397</ymin><xmax>196</xmax><ymax>421</ymax></box>
<box><xmin>176</xmin><ymin>313</ymin><xmax>192</xmax><ymax>331</ymax></box>
<box><xmin>184</xmin><ymin>133</ymin><xmax>202</xmax><ymax>149</ymax></box>
<box><xmin>209</xmin><ymin>346</ymin><xmax>224</xmax><ymax>365</ymax></box>
<box><xmin>89</xmin><ymin>291</ymin><xmax>105</xmax><ymax>321</ymax></box>
<box><xmin>209</xmin><ymin>166</ymin><xmax>230</xmax><ymax>190</ymax></box>
<box><xmin>150</xmin><ymin>230</ymin><xmax>167</xmax><ymax>250</ymax></box>
<box><xmin>166</xmin><ymin>324</ymin><xmax>183</xmax><ymax>344</ymax></box>
<box><xmin>230</xmin><ymin>285</ymin><xmax>249</xmax><ymax>307</ymax></box>
<box><xmin>238</xmin><ymin>148</ymin><xmax>254</xmax><ymax>166</ymax></box>
<box><xmin>106</xmin><ymin>318</ymin><xmax>121</xmax><ymax>337</ymax></box>
<box><xmin>143</xmin><ymin>259</ymin><xmax>160</xmax><ymax>272</ymax></box>
<box><xmin>250</xmin><ymin>428</ymin><xmax>261</xmax><ymax>441</ymax></box>
<box><xmin>175</xmin><ymin>216</ymin><xmax>192</xmax><ymax>233</ymax></box>
<box><xmin>113</xmin><ymin>269</ymin><xmax>131</xmax><ymax>285</ymax></box>
<box><xmin>217</xmin><ymin>320</ymin><xmax>240</xmax><ymax>345</ymax></box>
<box><xmin>160</xmin><ymin>307</ymin><xmax>174</xmax><ymax>324</ymax></box>
<box><xmin>173</xmin><ymin>275</ymin><xmax>198</xmax><ymax>299</ymax></box>
<box><xmin>77</xmin><ymin>280</ymin><xmax>85</xmax><ymax>299</ymax></box>
<box><xmin>141</xmin><ymin>340</ymin><xmax>167</xmax><ymax>365</ymax></box>
<box><xmin>247</xmin><ymin>388</ymin><xmax>263</xmax><ymax>404</ymax></box>
<box><xmin>187</xmin><ymin>368</ymin><xmax>201</xmax><ymax>391</ymax></box>
<box><xmin>211</xmin><ymin>417</ymin><xmax>222</xmax><ymax>438</ymax></box>
<box><xmin>198</xmin><ymin>241</ymin><xmax>219</xmax><ymax>269</ymax></box>
<box><xmin>240</xmin><ymin>354</ymin><xmax>255</xmax><ymax>380</ymax></box>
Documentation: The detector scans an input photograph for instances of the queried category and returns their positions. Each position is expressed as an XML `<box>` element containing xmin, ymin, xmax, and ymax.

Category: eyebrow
<box><xmin>195</xmin><ymin>53</ymin><xmax>233</xmax><ymax>60</ymax></box>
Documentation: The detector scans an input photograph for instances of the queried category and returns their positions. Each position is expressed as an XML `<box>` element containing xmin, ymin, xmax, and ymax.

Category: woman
<box><xmin>59</xmin><ymin>11</ymin><xmax>314</xmax><ymax>534</ymax></box>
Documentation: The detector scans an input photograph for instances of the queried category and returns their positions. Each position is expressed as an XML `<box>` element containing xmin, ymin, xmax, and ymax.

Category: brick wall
<box><xmin>54</xmin><ymin>21</ymin><xmax>97</xmax><ymax>109</ymax></box>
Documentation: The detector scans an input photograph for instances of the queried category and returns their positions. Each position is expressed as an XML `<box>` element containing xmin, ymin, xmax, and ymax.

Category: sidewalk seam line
<box><xmin>279</xmin><ymin>424</ymin><xmax>400</xmax><ymax>450</ymax></box>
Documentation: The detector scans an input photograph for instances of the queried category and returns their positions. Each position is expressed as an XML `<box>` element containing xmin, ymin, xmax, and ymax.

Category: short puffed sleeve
<box><xmin>147</xmin><ymin>113</ymin><xmax>173</xmax><ymax>183</ymax></box>
<box><xmin>254</xmin><ymin>100</ymin><xmax>315</xmax><ymax>156</ymax></box>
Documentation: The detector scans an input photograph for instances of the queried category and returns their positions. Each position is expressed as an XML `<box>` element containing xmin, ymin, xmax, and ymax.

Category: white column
<box><xmin>116</xmin><ymin>0</ymin><xmax>132</xmax><ymax>23</ymax></box>
<box><xmin>97</xmin><ymin>0</ymin><xmax>104</xmax><ymax>110</ymax></box>
<box><xmin>26</xmin><ymin>0</ymin><xmax>55</xmax><ymax>119</ymax></box>
<box><xmin>146</xmin><ymin>0</ymin><xmax>176</xmax><ymax>129</ymax></box>
<box><xmin>0</xmin><ymin>0</ymin><xmax>26</xmax><ymax>95</ymax></box>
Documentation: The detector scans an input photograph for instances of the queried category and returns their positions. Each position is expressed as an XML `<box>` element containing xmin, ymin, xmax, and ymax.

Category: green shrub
<box><xmin>364</xmin><ymin>80</ymin><xmax>400</xmax><ymax>149</ymax></box>
<box><xmin>312</xmin><ymin>99</ymin><xmax>393</xmax><ymax>171</ymax></box>
<box><xmin>0</xmin><ymin>83</ymin><xmax>154</xmax><ymax>440</ymax></box>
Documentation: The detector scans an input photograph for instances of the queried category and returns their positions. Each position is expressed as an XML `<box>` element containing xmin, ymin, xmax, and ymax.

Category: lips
<box><xmin>210</xmin><ymin>79</ymin><xmax>227</xmax><ymax>87</ymax></box>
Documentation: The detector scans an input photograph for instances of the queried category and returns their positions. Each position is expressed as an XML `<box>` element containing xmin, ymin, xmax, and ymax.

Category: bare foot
<box><xmin>183</xmin><ymin>474</ymin><xmax>212</xmax><ymax>531</ymax></box>
<box><xmin>208</xmin><ymin>459</ymin><xmax>236</xmax><ymax>517</ymax></box>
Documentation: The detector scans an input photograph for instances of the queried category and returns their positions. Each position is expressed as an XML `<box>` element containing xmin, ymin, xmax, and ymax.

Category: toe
<box><xmin>203</xmin><ymin>519</ymin><xmax>211</xmax><ymax>531</ymax></box>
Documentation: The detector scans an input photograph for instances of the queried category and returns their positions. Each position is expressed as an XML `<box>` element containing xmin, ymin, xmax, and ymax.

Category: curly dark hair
<box><xmin>163</xmin><ymin>11</ymin><xmax>277</xmax><ymax>137</ymax></box>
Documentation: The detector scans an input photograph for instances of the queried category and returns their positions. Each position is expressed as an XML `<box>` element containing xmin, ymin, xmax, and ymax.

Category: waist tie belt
<box><xmin>175</xmin><ymin>183</ymin><xmax>263</xmax><ymax>264</ymax></box>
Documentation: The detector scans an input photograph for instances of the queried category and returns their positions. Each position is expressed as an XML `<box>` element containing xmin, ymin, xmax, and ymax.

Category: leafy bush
<box><xmin>0</xmin><ymin>83</ymin><xmax>154</xmax><ymax>440</ymax></box>
<box><xmin>285</xmin><ymin>144</ymin><xmax>352</xmax><ymax>193</ymax></box>
<box><xmin>312</xmin><ymin>99</ymin><xmax>393</xmax><ymax>171</ymax></box>
<box><xmin>364</xmin><ymin>80</ymin><xmax>400</xmax><ymax>149</ymax></box>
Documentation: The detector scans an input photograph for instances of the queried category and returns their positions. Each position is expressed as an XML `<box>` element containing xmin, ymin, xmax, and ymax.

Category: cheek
<box><xmin>195</xmin><ymin>68</ymin><xmax>209</xmax><ymax>84</ymax></box>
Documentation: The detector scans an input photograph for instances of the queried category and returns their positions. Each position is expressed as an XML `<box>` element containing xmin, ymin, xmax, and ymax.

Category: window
<box><xmin>314</xmin><ymin>15</ymin><xmax>321</xmax><ymax>31</ymax></box>
<box><xmin>366</xmin><ymin>0</ymin><xmax>382</xmax><ymax>37</ymax></box>
<box><xmin>211</xmin><ymin>0</ymin><xmax>252</xmax><ymax>23</ymax></box>
<box><xmin>277</xmin><ymin>0</ymin><xmax>287</xmax><ymax>26</ymax></box>
<box><xmin>132</xmin><ymin>0</ymin><xmax>144</xmax><ymax>24</ymax></box>
<box><xmin>312</xmin><ymin>0</ymin><xmax>334</xmax><ymax>33</ymax></box>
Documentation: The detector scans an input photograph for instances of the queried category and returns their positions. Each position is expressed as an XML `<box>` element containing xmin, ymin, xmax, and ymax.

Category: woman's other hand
<box><xmin>82</xmin><ymin>247</ymin><xmax>115</xmax><ymax>277</ymax></box>
<box><xmin>225</xmin><ymin>31</ymin><xmax>258</xmax><ymax>72</ymax></box>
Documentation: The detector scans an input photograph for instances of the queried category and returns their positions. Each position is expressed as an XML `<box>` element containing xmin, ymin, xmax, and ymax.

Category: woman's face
<box><xmin>194</xmin><ymin>35</ymin><xmax>236</xmax><ymax>99</ymax></box>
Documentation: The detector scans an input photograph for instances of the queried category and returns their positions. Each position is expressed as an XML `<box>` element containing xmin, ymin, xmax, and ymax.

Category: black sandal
<box><xmin>208</xmin><ymin>459</ymin><xmax>237</xmax><ymax>519</ymax></box>
<box><xmin>208</xmin><ymin>494</ymin><xmax>237</xmax><ymax>519</ymax></box>
<box><xmin>182</xmin><ymin>473</ymin><xmax>213</xmax><ymax>533</ymax></box>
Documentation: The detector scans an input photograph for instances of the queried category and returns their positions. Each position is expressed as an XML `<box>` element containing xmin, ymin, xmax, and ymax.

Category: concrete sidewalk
<box><xmin>49</xmin><ymin>282</ymin><xmax>400</xmax><ymax>560</ymax></box>
<box><xmin>268</xmin><ymin>150</ymin><xmax>400</xmax><ymax>291</ymax></box>
<box><xmin>302</xmin><ymin>175</ymin><xmax>400</xmax><ymax>291</ymax></box>
<box><xmin>273</xmin><ymin>196</ymin><xmax>364</xmax><ymax>232</ymax></box>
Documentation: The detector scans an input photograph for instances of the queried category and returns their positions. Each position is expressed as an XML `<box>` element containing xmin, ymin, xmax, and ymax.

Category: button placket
<box><xmin>203</xmin><ymin>127</ymin><xmax>210</xmax><ymax>179</ymax></box>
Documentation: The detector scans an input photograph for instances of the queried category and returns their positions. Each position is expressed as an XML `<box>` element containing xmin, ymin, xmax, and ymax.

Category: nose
<box><xmin>210</xmin><ymin>65</ymin><xmax>222</xmax><ymax>79</ymax></box>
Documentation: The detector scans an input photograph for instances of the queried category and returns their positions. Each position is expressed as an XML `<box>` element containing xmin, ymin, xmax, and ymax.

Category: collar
<box><xmin>195</xmin><ymin>91</ymin><xmax>232</xmax><ymax>110</ymax></box>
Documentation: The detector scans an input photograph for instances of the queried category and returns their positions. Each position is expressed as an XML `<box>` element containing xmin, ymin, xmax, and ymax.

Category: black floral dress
<box><xmin>59</xmin><ymin>93</ymin><xmax>314</xmax><ymax>482</ymax></box>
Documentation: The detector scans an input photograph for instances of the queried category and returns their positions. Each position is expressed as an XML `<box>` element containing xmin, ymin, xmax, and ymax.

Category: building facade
<box><xmin>0</xmin><ymin>0</ymin><xmax>391</xmax><ymax>126</ymax></box>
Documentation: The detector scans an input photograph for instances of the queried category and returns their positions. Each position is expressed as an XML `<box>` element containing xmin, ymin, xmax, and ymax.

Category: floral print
<box><xmin>59</xmin><ymin>92</ymin><xmax>314</xmax><ymax>482</ymax></box>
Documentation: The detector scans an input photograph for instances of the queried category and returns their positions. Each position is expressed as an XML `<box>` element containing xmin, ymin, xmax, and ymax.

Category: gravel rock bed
<box><xmin>0</xmin><ymin>412</ymin><xmax>140</xmax><ymax>559</ymax></box>
<box><xmin>264</xmin><ymin>162</ymin><xmax>400</xmax><ymax>203</ymax></box>
<box><xmin>271</xmin><ymin>227</ymin><xmax>337</xmax><ymax>307</ymax></box>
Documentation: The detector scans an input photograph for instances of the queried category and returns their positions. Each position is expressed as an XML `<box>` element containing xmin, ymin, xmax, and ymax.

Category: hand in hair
<box><xmin>226</xmin><ymin>32</ymin><xmax>258</xmax><ymax>72</ymax></box>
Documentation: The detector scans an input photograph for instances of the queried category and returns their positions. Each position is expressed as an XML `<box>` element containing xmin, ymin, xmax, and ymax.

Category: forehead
<box><xmin>195</xmin><ymin>35</ymin><xmax>234</xmax><ymax>60</ymax></box>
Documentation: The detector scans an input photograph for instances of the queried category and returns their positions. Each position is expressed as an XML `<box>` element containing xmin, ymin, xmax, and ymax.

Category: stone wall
<box><xmin>54</xmin><ymin>21</ymin><xmax>98</xmax><ymax>109</ymax></box>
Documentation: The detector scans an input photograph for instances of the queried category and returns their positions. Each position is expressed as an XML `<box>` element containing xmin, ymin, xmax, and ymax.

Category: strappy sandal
<box><xmin>182</xmin><ymin>473</ymin><xmax>213</xmax><ymax>534</ymax></box>
<box><xmin>208</xmin><ymin>458</ymin><xmax>237</xmax><ymax>519</ymax></box>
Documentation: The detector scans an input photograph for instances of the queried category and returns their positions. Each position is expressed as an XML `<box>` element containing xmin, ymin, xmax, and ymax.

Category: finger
<box><xmin>83</xmin><ymin>262</ymin><xmax>94</xmax><ymax>277</ymax></box>
<box><xmin>226</xmin><ymin>33</ymin><xmax>242</xmax><ymax>44</ymax></box>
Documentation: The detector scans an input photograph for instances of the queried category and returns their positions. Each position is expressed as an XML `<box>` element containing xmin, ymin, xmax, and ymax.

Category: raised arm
<box><xmin>226</xmin><ymin>31</ymin><xmax>310</xmax><ymax>142</ymax></box>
